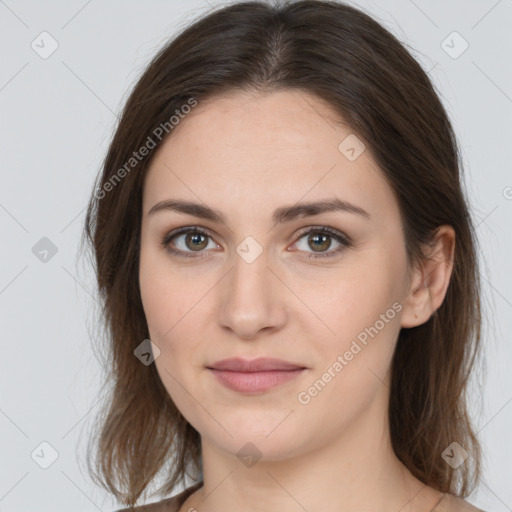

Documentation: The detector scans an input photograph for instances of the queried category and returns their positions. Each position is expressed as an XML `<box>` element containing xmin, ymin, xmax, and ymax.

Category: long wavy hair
<box><xmin>82</xmin><ymin>0</ymin><xmax>484</xmax><ymax>507</ymax></box>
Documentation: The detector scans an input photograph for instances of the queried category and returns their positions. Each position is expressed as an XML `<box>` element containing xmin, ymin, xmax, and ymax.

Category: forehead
<box><xmin>142</xmin><ymin>90</ymin><xmax>399</xmax><ymax>228</ymax></box>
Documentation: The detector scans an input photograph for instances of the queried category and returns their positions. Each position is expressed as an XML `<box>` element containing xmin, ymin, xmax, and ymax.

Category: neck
<box><xmin>185</xmin><ymin>389</ymin><xmax>442</xmax><ymax>512</ymax></box>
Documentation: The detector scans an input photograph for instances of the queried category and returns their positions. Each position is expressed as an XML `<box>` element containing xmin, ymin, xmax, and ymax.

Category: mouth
<box><xmin>206</xmin><ymin>357</ymin><xmax>307</xmax><ymax>394</ymax></box>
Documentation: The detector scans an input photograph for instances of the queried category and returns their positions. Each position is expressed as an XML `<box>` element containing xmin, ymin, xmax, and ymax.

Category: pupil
<box><xmin>310</xmin><ymin>233</ymin><xmax>330</xmax><ymax>252</ymax></box>
<box><xmin>187</xmin><ymin>233</ymin><xmax>207</xmax><ymax>250</ymax></box>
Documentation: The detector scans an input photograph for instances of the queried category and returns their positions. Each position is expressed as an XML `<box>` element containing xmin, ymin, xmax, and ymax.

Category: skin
<box><xmin>138</xmin><ymin>89</ymin><xmax>455</xmax><ymax>512</ymax></box>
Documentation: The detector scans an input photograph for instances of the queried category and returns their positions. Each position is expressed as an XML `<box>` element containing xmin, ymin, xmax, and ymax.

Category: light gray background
<box><xmin>0</xmin><ymin>1</ymin><xmax>511</xmax><ymax>511</ymax></box>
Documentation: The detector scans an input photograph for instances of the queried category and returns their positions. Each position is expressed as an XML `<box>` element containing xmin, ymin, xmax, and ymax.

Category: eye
<box><xmin>160</xmin><ymin>225</ymin><xmax>352</xmax><ymax>260</ymax></box>
<box><xmin>160</xmin><ymin>226</ymin><xmax>219</xmax><ymax>258</ymax></box>
<box><xmin>291</xmin><ymin>226</ymin><xmax>351</xmax><ymax>259</ymax></box>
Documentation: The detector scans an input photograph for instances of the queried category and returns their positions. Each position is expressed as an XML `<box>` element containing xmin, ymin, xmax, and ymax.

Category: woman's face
<box><xmin>139</xmin><ymin>89</ymin><xmax>413</xmax><ymax>460</ymax></box>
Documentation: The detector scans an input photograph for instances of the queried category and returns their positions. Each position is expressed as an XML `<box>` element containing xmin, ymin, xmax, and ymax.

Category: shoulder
<box><xmin>433</xmin><ymin>493</ymin><xmax>486</xmax><ymax>512</ymax></box>
<box><xmin>114</xmin><ymin>481</ymin><xmax>203</xmax><ymax>512</ymax></box>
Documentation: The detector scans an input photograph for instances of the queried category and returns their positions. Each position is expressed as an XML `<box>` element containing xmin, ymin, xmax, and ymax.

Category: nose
<box><xmin>216</xmin><ymin>249</ymin><xmax>288</xmax><ymax>340</ymax></box>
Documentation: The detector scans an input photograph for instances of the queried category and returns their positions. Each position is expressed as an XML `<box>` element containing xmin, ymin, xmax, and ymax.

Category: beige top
<box><xmin>115</xmin><ymin>482</ymin><xmax>486</xmax><ymax>512</ymax></box>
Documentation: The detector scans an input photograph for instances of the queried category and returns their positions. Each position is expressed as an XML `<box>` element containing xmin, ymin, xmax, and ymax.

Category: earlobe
<box><xmin>400</xmin><ymin>225</ymin><xmax>456</xmax><ymax>328</ymax></box>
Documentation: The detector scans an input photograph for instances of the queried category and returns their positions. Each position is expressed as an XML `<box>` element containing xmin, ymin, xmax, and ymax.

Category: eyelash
<box><xmin>160</xmin><ymin>225</ymin><xmax>352</xmax><ymax>260</ymax></box>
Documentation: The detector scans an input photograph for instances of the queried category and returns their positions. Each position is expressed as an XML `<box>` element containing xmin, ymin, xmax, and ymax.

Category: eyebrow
<box><xmin>147</xmin><ymin>197</ymin><xmax>370</xmax><ymax>223</ymax></box>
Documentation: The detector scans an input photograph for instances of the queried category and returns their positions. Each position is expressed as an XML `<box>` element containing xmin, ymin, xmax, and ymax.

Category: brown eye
<box><xmin>307</xmin><ymin>233</ymin><xmax>332</xmax><ymax>252</ymax></box>
<box><xmin>184</xmin><ymin>232</ymin><xmax>209</xmax><ymax>251</ymax></box>
<box><xmin>292</xmin><ymin>227</ymin><xmax>351</xmax><ymax>259</ymax></box>
<box><xmin>160</xmin><ymin>227</ymin><xmax>218</xmax><ymax>258</ymax></box>
<box><xmin>161</xmin><ymin>225</ymin><xmax>351</xmax><ymax>260</ymax></box>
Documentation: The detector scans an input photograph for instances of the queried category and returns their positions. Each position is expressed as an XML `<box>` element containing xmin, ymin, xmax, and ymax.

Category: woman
<box><xmin>83</xmin><ymin>1</ymin><xmax>486</xmax><ymax>511</ymax></box>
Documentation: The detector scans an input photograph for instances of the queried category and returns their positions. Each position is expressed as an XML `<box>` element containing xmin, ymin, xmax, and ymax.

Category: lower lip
<box><xmin>208</xmin><ymin>368</ymin><xmax>306</xmax><ymax>393</ymax></box>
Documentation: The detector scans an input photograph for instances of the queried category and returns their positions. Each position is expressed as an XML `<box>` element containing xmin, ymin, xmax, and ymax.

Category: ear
<box><xmin>400</xmin><ymin>225</ymin><xmax>455</xmax><ymax>328</ymax></box>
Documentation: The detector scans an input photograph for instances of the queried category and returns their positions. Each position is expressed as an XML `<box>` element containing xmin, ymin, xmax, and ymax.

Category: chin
<box><xmin>203</xmin><ymin>413</ymin><xmax>308</xmax><ymax>459</ymax></box>
<box><xmin>216</xmin><ymin>434</ymin><xmax>303</xmax><ymax>465</ymax></box>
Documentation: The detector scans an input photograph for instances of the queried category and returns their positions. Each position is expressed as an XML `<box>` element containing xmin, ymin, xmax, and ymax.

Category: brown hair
<box><xmin>82</xmin><ymin>0</ymin><xmax>484</xmax><ymax>507</ymax></box>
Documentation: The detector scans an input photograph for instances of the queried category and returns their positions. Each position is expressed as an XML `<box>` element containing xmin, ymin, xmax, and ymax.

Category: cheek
<box><xmin>139</xmin><ymin>245</ymin><xmax>210</xmax><ymax>389</ymax></box>
<box><xmin>139</xmin><ymin>244</ymin><xmax>191</xmax><ymax>341</ymax></box>
<box><xmin>296</xmin><ymin>303</ymin><xmax>401</xmax><ymax>432</ymax></box>
<box><xmin>139</xmin><ymin>250</ymin><xmax>203</xmax><ymax>420</ymax></box>
<box><xmin>292</xmin><ymin>256</ymin><xmax>402</xmax><ymax>342</ymax></box>
<box><xmin>299</xmin><ymin>254</ymin><xmax>404</xmax><ymax>395</ymax></box>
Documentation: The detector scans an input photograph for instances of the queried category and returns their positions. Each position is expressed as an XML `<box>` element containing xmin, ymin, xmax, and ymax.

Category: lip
<box><xmin>206</xmin><ymin>357</ymin><xmax>307</xmax><ymax>394</ymax></box>
<box><xmin>208</xmin><ymin>357</ymin><xmax>306</xmax><ymax>372</ymax></box>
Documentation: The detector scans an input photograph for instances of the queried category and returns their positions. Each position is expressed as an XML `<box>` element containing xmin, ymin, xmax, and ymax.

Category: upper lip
<box><xmin>207</xmin><ymin>357</ymin><xmax>306</xmax><ymax>372</ymax></box>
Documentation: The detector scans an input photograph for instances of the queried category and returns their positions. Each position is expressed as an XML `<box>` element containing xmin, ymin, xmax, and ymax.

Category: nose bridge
<box><xmin>217</xmin><ymin>240</ymin><xmax>287</xmax><ymax>338</ymax></box>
